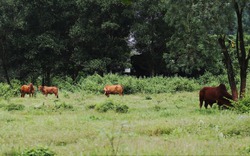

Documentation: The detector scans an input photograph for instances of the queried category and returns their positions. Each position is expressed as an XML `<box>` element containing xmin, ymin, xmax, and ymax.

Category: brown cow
<box><xmin>199</xmin><ymin>83</ymin><xmax>233</xmax><ymax>109</ymax></box>
<box><xmin>38</xmin><ymin>85</ymin><xmax>59</xmax><ymax>98</ymax></box>
<box><xmin>104</xmin><ymin>84</ymin><xmax>123</xmax><ymax>97</ymax></box>
<box><xmin>20</xmin><ymin>83</ymin><xmax>35</xmax><ymax>97</ymax></box>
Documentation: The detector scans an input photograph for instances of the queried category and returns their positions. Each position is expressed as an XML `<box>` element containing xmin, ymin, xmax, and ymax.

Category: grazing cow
<box><xmin>199</xmin><ymin>83</ymin><xmax>233</xmax><ymax>109</ymax></box>
<box><xmin>104</xmin><ymin>84</ymin><xmax>123</xmax><ymax>97</ymax></box>
<box><xmin>38</xmin><ymin>85</ymin><xmax>59</xmax><ymax>98</ymax></box>
<box><xmin>20</xmin><ymin>83</ymin><xmax>35</xmax><ymax>97</ymax></box>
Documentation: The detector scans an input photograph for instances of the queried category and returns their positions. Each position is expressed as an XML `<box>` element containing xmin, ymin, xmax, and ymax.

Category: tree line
<box><xmin>0</xmin><ymin>0</ymin><xmax>250</xmax><ymax>99</ymax></box>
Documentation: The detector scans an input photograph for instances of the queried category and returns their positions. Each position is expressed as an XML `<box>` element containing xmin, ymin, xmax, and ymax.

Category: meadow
<box><xmin>0</xmin><ymin>74</ymin><xmax>250</xmax><ymax>155</ymax></box>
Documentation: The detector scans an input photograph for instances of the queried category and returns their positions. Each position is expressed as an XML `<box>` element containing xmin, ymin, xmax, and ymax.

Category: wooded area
<box><xmin>0</xmin><ymin>0</ymin><xmax>250</xmax><ymax>99</ymax></box>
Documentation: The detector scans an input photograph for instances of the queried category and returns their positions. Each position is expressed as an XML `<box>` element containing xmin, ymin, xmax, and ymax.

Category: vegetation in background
<box><xmin>1</xmin><ymin>0</ymin><xmax>249</xmax><ymax>87</ymax></box>
<box><xmin>0</xmin><ymin>73</ymin><xmax>232</xmax><ymax>99</ymax></box>
<box><xmin>233</xmin><ymin>96</ymin><xmax>250</xmax><ymax>113</ymax></box>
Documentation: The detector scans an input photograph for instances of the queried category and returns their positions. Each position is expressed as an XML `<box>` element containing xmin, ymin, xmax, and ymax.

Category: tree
<box><xmin>232</xmin><ymin>0</ymin><xmax>250</xmax><ymax>98</ymax></box>
<box><xmin>22</xmin><ymin>0</ymin><xmax>77</xmax><ymax>85</ymax></box>
<box><xmin>165</xmin><ymin>0</ymin><xmax>250</xmax><ymax>100</ymax></box>
<box><xmin>70</xmin><ymin>0</ymin><xmax>133</xmax><ymax>76</ymax></box>
<box><xmin>131</xmin><ymin>0</ymin><xmax>174</xmax><ymax>76</ymax></box>
<box><xmin>0</xmin><ymin>0</ymin><xmax>26</xmax><ymax>86</ymax></box>
<box><xmin>164</xmin><ymin>1</ymin><xmax>228</xmax><ymax>77</ymax></box>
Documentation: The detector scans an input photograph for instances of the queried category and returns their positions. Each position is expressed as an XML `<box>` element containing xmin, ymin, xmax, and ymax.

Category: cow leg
<box><xmin>199</xmin><ymin>99</ymin><xmax>203</xmax><ymax>109</ymax></box>
<box><xmin>204</xmin><ymin>101</ymin><xmax>209</xmax><ymax>109</ymax></box>
<box><xmin>209</xmin><ymin>103</ymin><xmax>213</xmax><ymax>108</ymax></box>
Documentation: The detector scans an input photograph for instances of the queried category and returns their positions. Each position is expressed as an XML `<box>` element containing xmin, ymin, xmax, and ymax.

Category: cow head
<box><xmin>103</xmin><ymin>87</ymin><xmax>110</xmax><ymax>97</ymax></box>
<box><xmin>38</xmin><ymin>85</ymin><xmax>44</xmax><ymax>91</ymax></box>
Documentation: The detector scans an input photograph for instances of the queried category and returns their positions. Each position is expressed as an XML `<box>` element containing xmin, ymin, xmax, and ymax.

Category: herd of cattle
<box><xmin>20</xmin><ymin>83</ymin><xmax>59</xmax><ymax>98</ymax></box>
<box><xmin>20</xmin><ymin>83</ymin><xmax>234</xmax><ymax>109</ymax></box>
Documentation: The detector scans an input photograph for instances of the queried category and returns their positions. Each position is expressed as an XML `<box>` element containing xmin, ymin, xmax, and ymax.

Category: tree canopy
<box><xmin>0</xmin><ymin>0</ymin><xmax>250</xmax><ymax>99</ymax></box>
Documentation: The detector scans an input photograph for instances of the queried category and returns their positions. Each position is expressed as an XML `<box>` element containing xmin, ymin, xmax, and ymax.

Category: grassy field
<box><xmin>0</xmin><ymin>90</ymin><xmax>250</xmax><ymax>155</ymax></box>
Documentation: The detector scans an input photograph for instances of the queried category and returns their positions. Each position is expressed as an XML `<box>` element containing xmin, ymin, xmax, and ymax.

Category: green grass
<box><xmin>0</xmin><ymin>91</ymin><xmax>250</xmax><ymax>155</ymax></box>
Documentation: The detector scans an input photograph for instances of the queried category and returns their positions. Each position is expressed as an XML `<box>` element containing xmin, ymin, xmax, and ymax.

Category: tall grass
<box><xmin>52</xmin><ymin>73</ymin><xmax>229</xmax><ymax>94</ymax></box>
<box><xmin>2</xmin><ymin>73</ymin><xmax>230</xmax><ymax>99</ymax></box>
<box><xmin>0</xmin><ymin>73</ymin><xmax>250</xmax><ymax>155</ymax></box>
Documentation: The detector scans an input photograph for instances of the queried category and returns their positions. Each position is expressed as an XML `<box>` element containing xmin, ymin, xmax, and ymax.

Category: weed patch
<box><xmin>138</xmin><ymin>125</ymin><xmax>174</xmax><ymax>136</ymax></box>
<box><xmin>233</xmin><ymin>96</ymin><xmax>250</xmax><ymax>113</ymax></box>
<box><xmin>21</xmin><ymin>147</ymin><xmax>55</xmax><ymax>156</ymax></box>
<box><xmin>96</xmin><ymin>101</ymin><xmax>115</xmax><ymax>112</ymax></box>
<box><xmin>5</xmin><ymin>103</ymin><xmax>25</xmax><ymax>111</ymax></box>
<box><xmin>86</xmin><ymin>104</ymin><xmax>96</xmax><ymax>109</ymax></box>
<box><xmin>54</xmin><ymin>102</ymin><xmax>73</xmax><ymax>110</ymax></box>
<box><xmin>115</xmin><ymin>104</ymin><xmax>129</xmax><ymax>113</ymax></box>
<box><xmin>95</xmin><ymin>100</ymin><xmax>129</xmax><ymax>113</ymax></box>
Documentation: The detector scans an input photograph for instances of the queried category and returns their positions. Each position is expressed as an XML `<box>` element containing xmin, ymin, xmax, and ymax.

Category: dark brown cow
<box><xmin>199</xmin><ymin>83</ymin><xmax>233</xmax><ymax>109</ymax></box>
<box><xmin>20</xmin><ymin>83</ymin><xmax>35</xmax><ymax>97</ymax></box>
<box><xmin>38</xmin><ymin>85</ymin><xmax>59</xmax><ymax>98</ymax></box>
<box><xmin>104</xmin><ymin>84</ymin><xmax>123</xmax><ymax>97</ymax></box>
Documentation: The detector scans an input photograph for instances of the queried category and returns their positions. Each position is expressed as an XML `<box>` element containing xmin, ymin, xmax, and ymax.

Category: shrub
<box><xmin>86</xmin><ymin>104</ymin><xmax>96</xmax><ymax>110</ymax></box>
<box><xmin>21</xmin><ymin>147</ymin><xmax>55</xmax><ymax>156</ymax></box>
<box><xmin>54</xmin><ymin>102</ymin><xmax>73</xmax><ymax>110</ymax></box>
<box><xmin>145</xmin><ymin>96</ymin><xmax>152</xmax><ymax>100</ymax></box>
<box><xmin>95</xmin><ymin>101</ymin><xmax>115</xmax><ymax>112</ymax></box>
<box><xmin>197</xmin><ymin>71</ymin><xmax>231</xmax><ymax>87</ymax></box>
<box><xmin>232</xmin><ymin>96</ymin><xmax>250</xmax><ymax>113</ymax></box>
<box><xmin>0</xmin><ymin>83</ymin><xmax>14</xmax><ymax>100</ymax></box>
<box><xmin>5</xmin><ymin>103</ymin><xmax>25</xmax><ymax>111</ymax></box>
<box><xmin>95</xmin><ymin>100</ymin><xmax>129</xmax><ymax>113</ymax></box>
<box><xmin>115</xmin><ymin>104</ymin><xmax>129</xmax><ymax>113</ymax></box>
<box><xmin>52</xmin><ymin>76</ymin><xmax>77</xmax><ymax>92</ymax></box>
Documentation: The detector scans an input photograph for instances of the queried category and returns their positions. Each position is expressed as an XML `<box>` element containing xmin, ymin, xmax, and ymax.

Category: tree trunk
<box><xmin>218</xmin><ymin>36</ymin><xmax>238</xmax><ymax>100</ymax></box>
<box><xmin>2</xmin><ymin>61</ymin><xmax>12</xmax><ymax>87</ymax></box>
<box><xmin>240</xmin><ymin>70</ymin><xmax>247</xmax><ymax>98</ymax></box>
<box><xmin>0</xmin><ymin>39</ymin><xmax>12</xmax><ymax>87</ymax></box>
<box><xmin>234</xmin><ymin>0</ymin><xmax>249</xmax><ymax>98</ymax></box>
<box><xmin>45</xmin><ymin>69</ymin><xmax>51</xmax><ymax>86</ymax></box>
<box><xmin>43</xmin><ymin>68</ymin><xmax>51</xmax><ymax>86</ymax></box>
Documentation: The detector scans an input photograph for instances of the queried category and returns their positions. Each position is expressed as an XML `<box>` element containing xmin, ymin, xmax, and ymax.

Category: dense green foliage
<box><xmin>21</xmin><ymin>147</ymin><xmax>55</xmax><ymax>156</ymax></box>
<box><xmin>233</xmin><ymin>96</ymin><xmax>250</xmax><ymax>113</ymax></box>
<box><xmin>1</xmin><ymin>0</ymin><xmax>250</xmax><ymax>85</ymax></box>
<box><xmin>0</xmin><ymin>73</ymin><xmax>232</xmax><ymax>100</ymax></box>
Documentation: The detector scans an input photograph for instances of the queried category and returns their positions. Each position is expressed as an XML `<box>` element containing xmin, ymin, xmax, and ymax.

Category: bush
<box><xmin>0</xmin><ymin>83</ymin><xmax>14</xmax><ymax>100</ymax></box>
<box><xmin>5</xmin><ymin>103</ymin><xmax>25</xmax><ymax>111</ymax></box>
<box><xmin>95</xmin><ymin>101</ymin><xmax>115</xmax><ymax>113</ymax></box>
<box><xmin>115</xmin><ymin>104</ymin><xmax>129</xmax><ymax>113</ymax></box>
<box><xmin>232</xmin><ymin>96</ymin><xmax>250</xmax><ymax>113</ymax></box>
<box><xmin>2</xmin><ymin>73</ymin><xmax>233</xmax><ymax>95</ymax></box>
<box><xmin>52</xmin><ymin>76</ymin><xmax>77</xmax><ymax>92</ymax></box>
<box><xmin>86</xmin><ymin>104</ymin><xmax>96</xmax><ymax>110</ymax></box>
<box><xmin>54</xmin><ymin>102</ymin><xmax>73</xmax><ymax>110</ymax></box>
<box><xmin>197</xmin><ymin>71</ymin><xmax>231</xmax><ymax>86</ymax></box>
<box><xmin>21</xmin><ymin>147</ymin><xmax>55</xmax><ymax>156</ymax></box>
<box><xmin>95</xmin><ymin>100</ymin><xmax>129</xmax><ymax>113</ymax></box>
